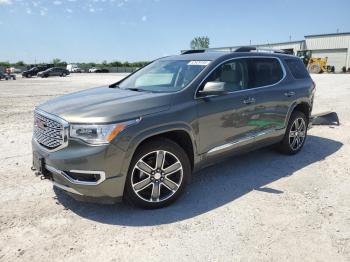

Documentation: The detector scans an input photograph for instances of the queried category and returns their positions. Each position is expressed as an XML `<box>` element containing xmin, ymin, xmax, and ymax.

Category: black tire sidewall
<box><xmin>125</xmin><ymin>138</ymin><xmax>191</xmax><ymax>209</ymax></box>
<box><xmin>280</xmin><ymin>111</ymin><xmax>308</xmax><ymax>154</ymax></box>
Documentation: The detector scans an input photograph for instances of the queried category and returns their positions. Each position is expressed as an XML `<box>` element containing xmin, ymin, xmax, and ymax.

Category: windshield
<box><xmin>118</xmin><ymin>60</ymin><xmax>210</xmax><ymax>92</ymax></box>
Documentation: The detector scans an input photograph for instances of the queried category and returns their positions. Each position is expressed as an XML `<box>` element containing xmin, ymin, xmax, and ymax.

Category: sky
<box><xmin>0</xmin><ymin>0</ymin><xmax>349</xmax><ymax>63</ymax></box>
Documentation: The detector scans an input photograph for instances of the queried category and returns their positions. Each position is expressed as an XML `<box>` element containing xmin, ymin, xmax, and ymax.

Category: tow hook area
<box><xmin>31</xmin><ymin>166</ymin><xmax>53</xmax><ymax>181</ymax></box>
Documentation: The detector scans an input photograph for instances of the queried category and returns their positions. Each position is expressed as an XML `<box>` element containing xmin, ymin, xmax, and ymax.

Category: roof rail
<box><xmin>235</xmin><ymin>46</ymin><xmax>287</xmax><ymax>54</ymax></box>
<box><xmin>181</xmin><ymin>49</ymin><xmax>206</xmax><ymax>54</ymax></box>
<box><xmin>234</xmin><ymin>46</ymin><xmax>257</xmax><ymax>52</ymax></box>
<box><xmin>181</xmin><ymin>46</ymin><xmax>289</xmax><ymax>55</ymax></box>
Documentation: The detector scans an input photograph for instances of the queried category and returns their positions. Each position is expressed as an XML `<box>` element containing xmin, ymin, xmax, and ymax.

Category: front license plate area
<box><xmin>33</xmin><ymin>152</ymin><xmax>49</xmax><ymax>176</ymax></box>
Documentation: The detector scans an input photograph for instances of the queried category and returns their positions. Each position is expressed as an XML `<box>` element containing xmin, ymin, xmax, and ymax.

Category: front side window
<box><xmin>204</xmin><ymin>59</ymin><xmax>249</xmax><ymax>92</ymax></box>
<box><xmin>118</xmin><ymin>60</ymin><xmax>210</xmax><ymax>92</ymax></box>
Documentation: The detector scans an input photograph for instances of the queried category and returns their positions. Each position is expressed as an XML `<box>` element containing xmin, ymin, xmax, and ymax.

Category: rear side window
<box><xmin>285</xmin><ymin>59</ymin><xmax>309</xmax><ymax>79</ymax></box>
<box><xmin>247</xmin><ymin>58</ymin><xmax>284</xmax><ymax>88</ymax></box>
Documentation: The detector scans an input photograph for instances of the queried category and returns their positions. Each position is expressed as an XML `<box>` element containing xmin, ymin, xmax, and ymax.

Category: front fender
<box><xmin>119</xmin><ymin>122</ymin><xmax>197</xmax><ymax>180</ymax></box>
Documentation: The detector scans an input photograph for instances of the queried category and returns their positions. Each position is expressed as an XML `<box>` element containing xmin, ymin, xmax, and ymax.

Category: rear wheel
<box><xmin>277</xmin><ymin>111</ymin><xmax>308</xmax><ymax>155</ymax></box>
<box><xmin>125</xmin><ymin>138</ymin><xmax>191</xmax><ymax>209</ymax></box>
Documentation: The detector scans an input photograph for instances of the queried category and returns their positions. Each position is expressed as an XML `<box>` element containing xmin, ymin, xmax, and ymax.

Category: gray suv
<box><xmin>32</xmin><ymin>48</ymin><xmax>315</xmax><ymax>208</ymax></box>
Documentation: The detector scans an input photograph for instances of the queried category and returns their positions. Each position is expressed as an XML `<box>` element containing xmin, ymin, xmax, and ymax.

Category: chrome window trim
<box><xmin>33</xmin><ymin>108</ymin><xmax>69</xmax><ymax>152</ymax></box>
<box><xmin>194</xmin><ymin>56</ymin><xmax>287</xmax><ymax>99</ymax></box>
<box><xmin>46</xmin><ymin>165</ymin><xmax>106</xmax><ymax>186</ymax></box>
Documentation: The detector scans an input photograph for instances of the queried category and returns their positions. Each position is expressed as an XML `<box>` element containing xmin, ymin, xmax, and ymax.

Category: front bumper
<box><xmin>32</xmin><ymin>138</ymin><xmax>128</xmax><ymax>199</ymax></box>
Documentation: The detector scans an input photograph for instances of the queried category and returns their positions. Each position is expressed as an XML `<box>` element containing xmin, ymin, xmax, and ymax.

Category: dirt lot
<box><xmin>0</xmin><ymin>73</ymin><xmax>349</xmax><ymax>261</ymax></box>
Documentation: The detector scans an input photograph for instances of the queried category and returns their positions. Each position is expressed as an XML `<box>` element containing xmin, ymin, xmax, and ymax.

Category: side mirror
<box><xmin>198</xmin><ymin>81</ymin><xmax>227</xmax><ymax>97</ymax></box>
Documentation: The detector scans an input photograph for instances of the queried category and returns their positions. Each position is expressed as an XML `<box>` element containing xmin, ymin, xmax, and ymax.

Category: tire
<box><xmin>62</xmin><ymin>73</ymin><xmax>66</xmax><ymax>77</ymax></box>
<box><xmin>277</xmin><ymin>111</ymin><xmax>308</xmax><ymax>155</ymax></box>
<box><xmin>308</xmin><ymin>63</ymin><xmax>321</xmax><ymax>74</ymax></box>
<box><xmin>125</xmin><ymin>138</ymin><xmax>191</xmax><ymax>209</ymax></box>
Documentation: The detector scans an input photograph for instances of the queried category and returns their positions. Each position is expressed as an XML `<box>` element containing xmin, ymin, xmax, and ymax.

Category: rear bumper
<box><xmin>32</xmin><ymin>138</ymin><xmax>128</xmax><ymax>199</ymax></box>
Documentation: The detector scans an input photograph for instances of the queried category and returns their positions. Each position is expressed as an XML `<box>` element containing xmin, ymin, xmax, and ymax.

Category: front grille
<box><xmin>33</xmin><ymin>111</ymin><xmax>68</xmax><ymax>151</ymax></box>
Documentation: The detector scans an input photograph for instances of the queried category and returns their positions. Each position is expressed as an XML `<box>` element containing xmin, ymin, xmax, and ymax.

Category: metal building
<box><xmin>209</xmin><ymin>32</ymin><xmax>350</xmax><ymax>72</ymax></box>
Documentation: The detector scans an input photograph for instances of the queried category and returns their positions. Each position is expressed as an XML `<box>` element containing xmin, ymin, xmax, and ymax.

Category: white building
<box><xmin>209</xmin><ymin>32</ymin><xmax>350</xmax><ymax>72</ymax></box>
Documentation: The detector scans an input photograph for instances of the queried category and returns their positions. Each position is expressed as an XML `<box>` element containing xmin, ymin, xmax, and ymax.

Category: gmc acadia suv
<box><xmin>32</xmin><ymin>48</ymin><xmax>315</xmax><ymax>208</ymax></box>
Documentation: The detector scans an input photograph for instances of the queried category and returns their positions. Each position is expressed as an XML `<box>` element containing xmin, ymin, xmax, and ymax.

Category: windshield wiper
<box><xmin>126</xmin><ymin>88</ymin><xmax>148</xmax><ymax>92</ymax></box>
<box><xmin>109</xmin><ymin>83</ymin><xmax>119</xmax><ymax>88</ymax></box>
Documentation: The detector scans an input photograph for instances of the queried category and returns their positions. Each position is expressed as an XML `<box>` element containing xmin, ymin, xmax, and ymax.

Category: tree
<box><xmin>0</xmin><ymin>61</ymin><xmax>10</xmax><ymax>67</ymax></box>
<box><xmin>190</xmin><ymin>36</ymin><xmax>210</xmax><ymax>49</ymax></box>
<box><xmin>52</xmin><ymin>58</ymin><xmax>67</xmax><ymax>67</ymax></box>
<box><xmin>110</xmin><ymin>61</ymin><xmax>123</xmax><ymax>67</ymax></box>
<box><xmin>52</xmin><ymin>58</ymin><xmax>61</xmax><ymax>65</ymax></box>
<box><xmin>15</xmin><ymin>61</ymin><xmax>25</xmax><ymax>67</ymax></box>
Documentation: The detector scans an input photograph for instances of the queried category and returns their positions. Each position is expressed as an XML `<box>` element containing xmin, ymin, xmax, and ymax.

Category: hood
<box><xmin>37</xmin><ymin>86</ymin><xmax>172</xmax><ymax>123</ymax></box>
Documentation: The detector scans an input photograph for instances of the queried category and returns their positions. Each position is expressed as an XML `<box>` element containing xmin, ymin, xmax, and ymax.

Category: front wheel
<box><xmin>277</xmin><ymin>111</ymin><xmax>308</xmax><ymax>155</ymax></box>
<box><xmin>125</xmin><ymin>138</ymin><xmax>191</xmax><ymax>209</ymax></box>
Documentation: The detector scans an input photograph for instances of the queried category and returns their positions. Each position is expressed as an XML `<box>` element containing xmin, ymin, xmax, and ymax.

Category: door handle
<box><xmin>243</xmin><ymin>97</ymin><xmax>256</xmax><ymax>105</ymax></box>
<box><xmin>284</xmin><ymin>91</ymin><xmax>296</xmax><ymax>97</ymax></box>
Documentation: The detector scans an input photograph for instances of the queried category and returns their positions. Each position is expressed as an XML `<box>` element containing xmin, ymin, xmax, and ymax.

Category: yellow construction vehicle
<box><xmin>297</xmin><ymin>50</ymin><xmax>334</xmax><ymax>74</ymax></box>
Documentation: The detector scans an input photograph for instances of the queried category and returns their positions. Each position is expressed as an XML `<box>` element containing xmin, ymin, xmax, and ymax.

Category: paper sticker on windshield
<box><xmin>188</xmin><ymin>61</ymin><xmax>211</xmax><ymax>66</ymax></box>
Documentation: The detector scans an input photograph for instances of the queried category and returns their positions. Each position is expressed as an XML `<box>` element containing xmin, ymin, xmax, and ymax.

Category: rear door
<box><xmin>243</xmin><ymin>57</ymin><xmax>289</xmax><ymax>133</ymax></box>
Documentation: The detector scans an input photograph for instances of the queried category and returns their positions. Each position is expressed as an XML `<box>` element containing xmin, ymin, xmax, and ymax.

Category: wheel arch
<box><xmin>285</xmin><ymin>101</ymin><xmax>311</xmax><ymax>127</ymax></box>
<box><xmin>122</xmin><ymin>125</ymin><xmax>198</xmax><ymax>177</ymax></box>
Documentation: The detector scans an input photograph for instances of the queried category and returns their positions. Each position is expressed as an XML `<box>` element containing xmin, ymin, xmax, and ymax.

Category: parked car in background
<box><xmin>72</xmin><ymin>68</ymin><xmax>85</xmax><ymax>73</ymax></box>
<box><xmin>0</xmin><ymin>72</ymin><xmax>16</xmax><ymax>80</ymax></box>
<box><xmin>22</xmin><ymin>64</ymin><xmax>56</xmax><ymax>78</ymax></box>
<box><xmin>37</xmin><ymin>67</ymin><xmax>70</xmax><ymax>78</ymax></box>
<box><xmin>9</xmin><ymin>67</ymin><xmax>22</xmax><ymax>73</ymax></box>
<box><xmin>22</xmin><ymin>67</ymin><xmax>41</xmax><ymax>78</ymax></box>
<box><xmin>32</xmin><ymin>48</ymin><xmax>315</xmax><ymax>208</ymax></box>
<box><xmin>88</xmin><ymin>67</ymin><xmax>98</xmax><ymax>73</ymax></box>
<box><xmin>67</xmin><ymin>64</ymin><xmax>84</xmax><ymax>73</ymax></box>
<box><xmin>89</xmin><ymin>67</ymin><xmax>109</xmax><ymax>73</ymax></box>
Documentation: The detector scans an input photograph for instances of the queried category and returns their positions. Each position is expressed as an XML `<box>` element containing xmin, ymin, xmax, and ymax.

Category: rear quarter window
<box><xmin>285</xmin><ymin>59</ymin><xmax>310</xmax><ymax>79</ymax></box>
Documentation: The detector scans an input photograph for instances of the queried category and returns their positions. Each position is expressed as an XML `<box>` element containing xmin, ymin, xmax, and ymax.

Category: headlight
<box><xmin>70</xmin><ymin>119</ymin><xmax>140</xmax><ymax>145</ymax></box>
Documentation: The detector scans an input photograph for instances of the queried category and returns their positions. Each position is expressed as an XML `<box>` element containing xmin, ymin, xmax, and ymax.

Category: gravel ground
<box><xmin>0</xmin><ymin>73</ymin><xmax>349</xmax><ymax>262</ymax></box>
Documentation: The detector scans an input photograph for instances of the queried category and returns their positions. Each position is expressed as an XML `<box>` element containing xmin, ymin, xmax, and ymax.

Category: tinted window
<box><xmin>285</xmin><ymin>58</ymin><xmax>309</xmax><ymax>79</ymax></box>
<box><xmin>202</xmin><ymin>57</ymin><xmax>283</xmax><ymax>92</ymax></box>
<box><xmin>204</xmin><ymin>59</ymin><xmax>249</xmax><ymax>92</ymax></box>
<box><xmin>248</xmin><ymin>58</ymin><xmax>284</xmax><ymax>88</ymax></box>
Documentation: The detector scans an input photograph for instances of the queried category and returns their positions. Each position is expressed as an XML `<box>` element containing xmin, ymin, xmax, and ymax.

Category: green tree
<box><xmin>190</xmin><ymin>36</ymin><xmax>210</xmax><ymax>49</ymax></box>
<box><xmin>0</xmin><ymin>61</ymin><xmax>10</xmax><ymax>67</ymax></box>
<box><xmin>15</xmin><ymin>61</ymin><xmax>25</xmax><ymax>67</ymax></box>
<box><xmin>52</xmin><ymin>58</ymin><xmax>67</xmax><ymax>67</ymax></box>
<box><xmin>52</xmin><ymin>58</ymin><xmax>61</xmax><ymax>65</ymax></box>
<box><xmin>110</xmin><ymin>60</ymin><xmax>123</xmax><ymax>67</ymax></box>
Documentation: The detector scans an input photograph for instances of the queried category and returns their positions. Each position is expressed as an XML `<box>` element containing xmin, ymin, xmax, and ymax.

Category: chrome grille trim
<box><xmin>33</xmin><ymin>109</ymin><xmax>69</xmax><ymax>152</ymax></box>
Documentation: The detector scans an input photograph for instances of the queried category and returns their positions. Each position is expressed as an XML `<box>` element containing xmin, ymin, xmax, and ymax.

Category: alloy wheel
<box><xmin>289</xmin><ymin>117</ymin><xmax>306</xmax><ymax>151</ymax></box>
<box><xmin>131</xmin><ymin>150</ymin><xmax>183</xmax><ymax>203</ymax></box>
